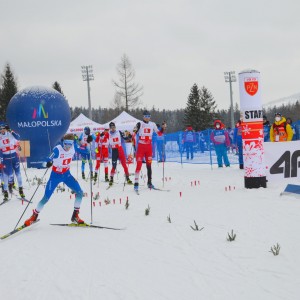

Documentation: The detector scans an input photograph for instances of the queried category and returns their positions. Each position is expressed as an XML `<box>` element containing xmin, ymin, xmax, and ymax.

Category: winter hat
<box><xmin>213</xmin><ymin>119</ymin><xmax>222</xmax><ymax>128</ymax></box>
<box><xmin>143</xmin><ymin>110</ymin><xmax>151</xmax><ymax>117</ymax></box>
<box><xmin>109</xmin><ymin>122</ymin><xmax>116</xmax><ymax>128</ymax></box>
<box><xmin>84</xmin><ymin>126</ymin><xmax>90</xmax><ymax>135</ymax></box>
<box><xmin>187</xmin><ymin>126</ymin><xmax>193</xmax><ymax>131</ymax></box>
<box><xmin>274</xmin><ymin>112</ymin><xmax>282</xmax><ymax>117</ymax></box>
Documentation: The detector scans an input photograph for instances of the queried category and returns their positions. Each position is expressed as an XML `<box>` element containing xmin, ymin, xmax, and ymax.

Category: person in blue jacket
<box><xmin>0</xmin><ymin>123</ymin><xmax>25</xmax><ymax>201</ymax></box>
<box><xmin>182</xmin><ymin>126</ymin><xmax>196</xmax><ymax>160</ymax></box>
<box><xmin>286</xmin><ymin>118</ymin><xmax>298</xmax><ymax>141</ymax></box>
<box><xmin>263</xmin><ymin>115</ymin><xmax>271</xmax><ymax>142</ymax></box>
<box><xmin>24</xmin><ymin>133</ymin><xmax>89</xmax><ymax>227</ymax></box>
<box><xmin>210</xmin><ymin>120</ymin><xmax>231</xmax><ymax>168</ymax></box>
<box><xmin>78</xmin><ymin>126</ymin><xmax>95</xmax><ymax>179</ymax></box>
<box><xmin>233</xmin><ymin>120</ymin><xmax>244</xmax><ymax>169</ymax></box>
<box><xmin>156</xmin><ymin>123</ymin><xmax>166</xmax><ymax>162</ymax></box>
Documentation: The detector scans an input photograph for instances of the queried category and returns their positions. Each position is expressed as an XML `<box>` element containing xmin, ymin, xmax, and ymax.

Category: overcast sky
<box><xmin>1</xmin><ymin>0</ymin><xmax>300</xmax><ymax>112</ymax></box>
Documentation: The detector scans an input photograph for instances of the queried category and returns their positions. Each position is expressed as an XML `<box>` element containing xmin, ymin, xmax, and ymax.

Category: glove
<box><xmin>74</xmin><ymin>135</ymin><xmax>78</xmax><ymax>140</ymax></box>
<box><xmin>46</xmin><ymin>161</ymin><xmax>53</xmax><ymax>168</ymax></box>
<box><xmin>0</xmin><ymin>163</ymin><xmax>3</xmax><ymax>169</ymax></box>
<box><xmin>95</xmin><ymin>148</ymin><xmax>99</xmax><ymax>154</ymax></box>
<box><xmin>87</xmin><ymin>135</ymin><xmax>93</xmax><ymax>143</ymax></box>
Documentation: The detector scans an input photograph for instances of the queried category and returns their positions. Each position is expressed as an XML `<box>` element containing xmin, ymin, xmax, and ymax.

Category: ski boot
<box><xmin>134</xmin><ymin>182</ymin><xmax>139</xmax><ymax>191</ymax></box>
<box><xmin>24</xmin><ymin>209</ymin><xmax>39</xmax><ymax>226</ymax></box>
<box><xmin>71</xmin><ymin>209</ymin><xmax>85</xmax><ymax>224</ymax></box>
<box><xmin>93</xmin><ymin>172</ymin><xmax>98</xmax><ymax>183</ymax></box>
<box><xmin>3</xmin><ymin>190</ymin><xmax>9</xmax><ymax>201</ymax></box>
<box><xmin>126</xmin><ymin>176</ymin><xmax>133</xmax><ymax>185</ymax></box>
<box><xmin>1</xmin><ymin>182</ymin><xmax>4</xmax><ymax>194</ymax></box>
<box><xmin>105</xmin><ymin>174</ymin><xmax>109</xmax><ymax>182</ymax></box>
<box><xmin>147</xmin><ymin>182</ymin><xmax>155</xmax><ymax>189</ymax></box>
<box><xmin>109</xmin><ymin>176</ymin><xmax>114</xmax><ymax>186</ymax></box>
<box><xmin>19</xmin><ymin>187</ymin><xmax>25</xmax><ymax>198</ymax></box>
<box><xmin>82</xmin><ymin>172</ymin><xmax>85</xmax><ymax>180</ymax></box>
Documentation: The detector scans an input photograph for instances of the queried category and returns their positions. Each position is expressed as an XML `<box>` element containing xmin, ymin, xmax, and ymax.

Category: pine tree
<box><xmin>0</xmin><ymin>63</ymin><xmax>18</xmax><ymax>121</ymax></box>
<box><xmin>199</xmin><ymin>86</ymin><xmax>217</xmax><ymax>130</ymax></box>
<box><xmin>184</xmin><ymin>83</ymin><xmax>201</xmax><ymax>130</ymax></box>
<box><xmin>52</xmin><ymin>81</ymin><xmax>64</xmax><ymax>95</ymax></box>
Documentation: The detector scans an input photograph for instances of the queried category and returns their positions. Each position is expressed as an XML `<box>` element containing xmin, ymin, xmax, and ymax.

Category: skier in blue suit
<box><xmin>24</xmin><ymin>133</ymin><xmax>89</xmax><ymax>227</ymax></box>
<box><xmin>78</xmin><ymin>126</ymin><xmax>95</xmax><ymax>179</ymax></box>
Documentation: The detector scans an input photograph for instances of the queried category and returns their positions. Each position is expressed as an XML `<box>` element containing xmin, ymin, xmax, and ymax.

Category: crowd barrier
<box><xmin>74</xmin><ymin>122</ymin><xmax>300</xmax><ymax>166</ymax></box>
<box><xmin>74</xmin><ymin>129</ymin><xmax>240</xmax><ymax>166</ymax></box>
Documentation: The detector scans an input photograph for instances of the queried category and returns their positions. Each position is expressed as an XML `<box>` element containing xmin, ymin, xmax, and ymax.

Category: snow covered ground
<box><xmin>1</xmin><ymin>161</ymin><xmax>300</xmax><ymax>300</ymax></box>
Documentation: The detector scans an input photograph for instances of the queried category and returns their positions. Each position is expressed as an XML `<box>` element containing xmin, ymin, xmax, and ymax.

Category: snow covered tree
<box><xmin>52</xmin><ymin>81</ymin><xmax>64</xmax><ymax>96</ymax></box>
<box><xmin>0</xmin><ymin>63</ymin><xmax>18</xmax><ymax>121</ymax></box>
<box><xmin>198</xmin><ymin>86</ymin><xmax>217</xmax><ymax>130</ymax></box>
<box><xmin>112</xmin><ymin>54</ymin><xmax>143</xmax><ymax>111</ymax></box>
<box><xmin>184</xmin><ymin>83</ymin><xmax>201</xmax><ymax>130</ymax></box>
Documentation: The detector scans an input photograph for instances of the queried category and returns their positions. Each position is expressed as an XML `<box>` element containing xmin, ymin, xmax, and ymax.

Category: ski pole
<box><xmin>89</xmin><ymin>145</ymin><xmax>93</xmax><ymax>224</ymax></box>
<box><xmin>162</xmin><ymin>143</ymin><xmax>165</xmax><ymax>187</ymax></box>
<box><xmin>14</xmin><ymin>168</ymin><xmax>49</xmax><ymax>230</ymax></box>
<box><xmin>20</xmin><ymin>159</ymin><xmax>30</xmax><ymax>188</ymax></box>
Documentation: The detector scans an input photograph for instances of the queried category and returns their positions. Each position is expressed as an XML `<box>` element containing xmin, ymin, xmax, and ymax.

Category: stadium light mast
<box><xmin>224</xmin><ymin>71</ymin><xmax>236</xmax><ymax>129</ymax></box>
<box><xmin>81</xmin><ymin>65</ymin><xmax>94</xmax><ymax>119</ymax></box>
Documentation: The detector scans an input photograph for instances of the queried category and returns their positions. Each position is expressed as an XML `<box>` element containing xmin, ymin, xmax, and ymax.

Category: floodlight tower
<box><xmin>224</xmin><ymin>71</ymin><xmax>237</xmax><ymax>129</ymax></box>
<box><xmin>81</xmin><ymin>65</ymin><xmax>94</xmax><ymax>119</ymax></box>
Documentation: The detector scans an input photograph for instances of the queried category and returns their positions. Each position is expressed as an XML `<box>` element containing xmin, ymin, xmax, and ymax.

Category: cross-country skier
<box><xmin>107</xmin><ymin>122</ymin><xmax>132</xmax><ymax>186</ymax></box>
<box><xmin>78</xmin><ymin>126</ymin><xmax>94</xmax><ymax>179</ymax></box>
<box><xmin>24</xmin><ymin>134</ymin><xmax>89</xmax><ymax>226</ymax></box>
<box><xmin>94</xmin><ymin>126</ymin><xmax>110</xmax><ymax>183</ymax></box>
<box><xmin>0</xmin><ymin>123</ymin><xmax>25</xmax><ymax>201</ymax></box>
<box><xmin>133</xmin><ymin>111</ymin><xmax>167</xmax><ymax>191</ymax></box>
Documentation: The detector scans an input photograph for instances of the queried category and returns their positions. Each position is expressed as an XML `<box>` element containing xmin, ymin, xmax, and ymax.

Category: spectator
<box><xmin>286</xmin><ymin>117</ymin><xmax>297</xmax><ymax>141</ymax></box>
<box><xmin>210</xmin><ymin>120</ymin><xmax>231</xmax><ymax>168</ymax></box>
<box><xmin>263</xmin><ymin>115</ymin><xmax>271</xmax><ymax>142</ymax></box>
<box><xmin>270</xmin><ymin>113</ymin><xmax>293</xmax><ymax>142</ymax></box>
<box><xmin>233</xmin><ymin>120</ymin><xmax>243</xmax><ymax>169</ymax></box>
<box><xmin>156</xmin><ymin>123</ymin><xmax>166</xmax><ymax>162</ymax></box>
<box><xmin>183</xmin><ymin>125</ymin><xmax>196</xmax><ymax>160</ymax></box>
<box><xmin>198</xmin><ymin>131</ymin><xmax>205</xmax><ymax>153</ymax></box>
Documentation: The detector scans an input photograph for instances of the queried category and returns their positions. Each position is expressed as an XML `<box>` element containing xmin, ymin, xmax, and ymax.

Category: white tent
<box><xmin>103</xmin><ymin>111</ymin><xmax>142</xmax><ymax>132</ymax></box>
<box><xmin>67</xmin><ymin>113</ymin><xmax>104</xmax><ymax>134</ymax></box>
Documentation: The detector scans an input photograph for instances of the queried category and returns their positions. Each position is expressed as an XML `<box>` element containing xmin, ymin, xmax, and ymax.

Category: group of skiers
<box><xmin>23</xmin><ymin>110</ymin><xmax>167</xmax><ymax>227</ymax></box>
<box><xmin>0</xmin><ymin>123</ymin><xmax>26</xmax><ymax>201</ymax></box>
<box><xmin>2</xmin><ymin>110</ymin><xmax>297</xmax><ymax>227</ymax></box>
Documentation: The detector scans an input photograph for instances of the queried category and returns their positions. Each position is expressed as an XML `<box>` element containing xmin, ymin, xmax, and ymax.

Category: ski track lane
<box><xmin>1</xmin><ymin>163</ymin><xmax>300</xmax><ymax>299</ymax></box>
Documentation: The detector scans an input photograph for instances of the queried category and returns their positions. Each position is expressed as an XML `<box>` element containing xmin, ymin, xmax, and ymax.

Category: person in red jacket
<box><xmin>133</xmin><ymin>111</ymin><xmax>167</xmax><ymax>191</ymax></box>
<box><xmin>93</xmin><ymin>126</ymin><xmax>109</xmax><ymax>183</ymax></box>
<box><xmin>107</xmin><ymin>122</ymin><xmax>132</xmax><ymax>186</ymax></box>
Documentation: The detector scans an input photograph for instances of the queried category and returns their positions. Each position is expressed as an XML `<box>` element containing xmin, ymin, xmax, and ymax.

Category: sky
<box><xmin>1</xmin><ymin>0</ymin><xmax>300</xmax><ymax>113</ymax></box>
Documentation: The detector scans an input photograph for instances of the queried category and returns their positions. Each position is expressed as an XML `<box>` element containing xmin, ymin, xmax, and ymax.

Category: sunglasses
<box><xmin>143</xmin><ymin>115</ymin><xmax>151</xmax><ymax>118</ymax></box>
<box><xmin>63</xmin><ymin>140</ymin><xmax>73</xmax><ymax>147</ymax></box>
